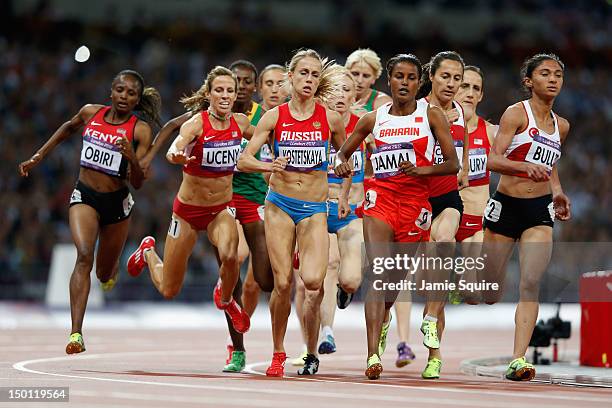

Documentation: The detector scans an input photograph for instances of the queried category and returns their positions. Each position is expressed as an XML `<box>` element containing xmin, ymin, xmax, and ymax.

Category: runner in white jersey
<box><xmin>483</xmin><ymin>54</ymin><xmax>570</xmax><ymax>381</ymax></box>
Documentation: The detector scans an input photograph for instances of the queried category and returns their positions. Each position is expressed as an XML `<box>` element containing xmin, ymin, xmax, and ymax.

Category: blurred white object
<box><xmin>74</xmin><ymin>45</ymin><xmax>90</xmax><ymax>62</ymax></box>
<box><xmin>46</xmin><ymin>244</ymin><xmax>104</xmax><ymax>308</ymax></box>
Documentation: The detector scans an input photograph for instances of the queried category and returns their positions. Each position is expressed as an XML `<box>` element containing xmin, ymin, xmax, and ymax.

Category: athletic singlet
<box><xmin>328</xmin><ymin>113</ymin><xmax>364</xmax><ymax>184</ymax></box>
<box><xmin>273</xmin><ymin>102</ymin><xmax>330</xmax><ymax>172</ymax></box>
<box><xmin>505</xmin><ymin>100</ymin><xmax>561</xmax><ymax>178</ymax></box>
<box><xmin>467</xmin><ymin>117</ymin><xmax>491</xmax><ymax>187</ymax></box>
<box><xmin>183</xmin><ymin>111</ymin><xmax>242</xmax><ymax>178</ymax></box>
<box><xmin>370</xmin><ymin>100</ymin><xmax>436</xmax><ymax>199</ymax></box>
<box><xmin>363</xmin><ymin>89</ymin><xmax>378</xmax><ymax>112</ymax></box>
<box><xmin>427</xmin><ymin>98</ymin><xmax>465</xmax><ymax>197</ymax></box>
<box><xmin>233</xmin><ymin>101</ymin><xmax>268</xmax><ymax>204</ymax></box>
<box><xmin>80</xmin><ymin>106</ymin><xmax>138</xmax><ymax>179</ymax></box>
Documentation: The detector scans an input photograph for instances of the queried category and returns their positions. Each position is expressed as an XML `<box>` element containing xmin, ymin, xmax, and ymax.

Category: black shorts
<box><xmin>429</xmin><ymin>189</ymin><xmax>464</xmax><ymax>220</ymax></box>
<box><xmin>69</xmin><ymin>181</ymin><xmax>134</xmax><ymax>225</ymax></box>
<box><xmin>483</xmin><ymin>191</ymin><xmax>554</xmax><ymax>240</ymax></box>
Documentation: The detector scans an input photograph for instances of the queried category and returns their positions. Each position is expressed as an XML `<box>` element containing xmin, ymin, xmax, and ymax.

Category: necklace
<box><xmin>208</xmin><ymin>108</ymin><xmax>230</xmax><ymax>121</ymax></box>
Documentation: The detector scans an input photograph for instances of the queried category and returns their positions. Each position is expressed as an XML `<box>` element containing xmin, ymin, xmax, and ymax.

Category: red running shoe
<box><xmin>293</xmin><ymin>251</ymin><xmax>300</xmax><ymax>270</ymax></box>
<box><xmin>355</xmin><ymin>201</ymin><xmax>364</xmax><ymax>218</ymax></box>
<box><xmin>127</xmin><ymin>236</ymin><xmax>156</xmax><ymax>277</ymax></box>
<box><xmin>266</xmin><ymin>352</ymin><xmax>287</xmax><ymax>377</ymax></box>
<box><xmin>226</xmin><ymin>344</ymin><xmax>234</xmax><ymax>365</ymax></box>
<box><xmin>214</xmin><ymin>281</ymin><xmax>251</xmax><ymax>334</ymax></box>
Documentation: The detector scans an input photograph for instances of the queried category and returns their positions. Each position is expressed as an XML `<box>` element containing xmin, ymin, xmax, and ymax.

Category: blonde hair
<box><xmin>180</xmin><ymin>66</ymin><xmax>237</xmax><ymax>113</ymax></box>
<box><xmin>345</xmin><ymin>48</ymin><xmax>383</xmax><ymax>79</ymax></box>
<box><xmin>285</xmin><ymin>49</ymin><xmax>345</xmax><ymax>104</ymax></box>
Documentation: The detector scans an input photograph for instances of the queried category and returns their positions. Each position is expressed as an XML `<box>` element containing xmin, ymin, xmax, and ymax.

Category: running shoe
<box><xmin>225</xmin><ymin>344</ymin><xmax>234</xmax><ymax>365</ymax></box>
<box><xmin>223</xmin><ymin>350</ymin><xmax>246</xmax><ymax>373</ymax></box>
<box><xmin>505</xmin><ymin>357</ymin><xmax>536</xmax><ymax>381</ymax></box>
<box><xmin>100</xmin><ymin>276</ymin><xmax>117</xmax><ymax>292</ymax></box>
<box><xmin>448</xmin><ymin>288</ymin><xmax>463</xmax><ymax>305</ymax></box>
<box><xmin>291</xmin><ymin>350</ymin><xmax>308</xmax><ymax>366</ymax></box>
<box><xmin>395</xmin><ymin>342</ymin><xmax>416</xmax><ymax>367</ymax></box>
<box><xmin>422</xmin><ymin>357</ymin><xmax>442</xmax><ymax>379</ymax></box>
<box><xmin>213</xmin><ymin>281</ymin><xmax>251</xmax><ymax>334</ymax></box>
<box><xmin>127</xmin><ymin>236</ymin><xmax>155</xmax><ymax>277</ymax></box>
<box><xmin>266</xmin><ymin>352</ymin><xmax>287</xmax><ymax>377</ymax></box>
<box><xmin>65</xmin><ymin>333</ymin><xmax>86</xmax><ymax>354</ymax></box>
<box><xmin>336</xmin><ymin>284</ymin><xmax>353</xmax><ymax>309</ymax></box>
<box><xmin>378</xmin><ymin>313</ymin><xmax>392</xmax><ymax>356</ymax></box>
<box><xmin>365</xmin><ymin>354</ymin><xmax>383</xmax><ymax>380</ymax></box>
<box><xmin>297</xmin><ymin>353</ymin><xmax>319</xmax><ymax>375</ymax></box>
<box><xmin>420</xmin><ymin>319</ymin><xmax>440</xmax><ymax>349</ymax></box>
<box><xmin>318</xmin><ymin>334</ymin><xmax>337</xmax><ymax>354</ymax></box>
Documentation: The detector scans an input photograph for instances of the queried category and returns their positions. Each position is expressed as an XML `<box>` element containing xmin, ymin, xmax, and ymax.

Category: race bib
<box><xmin>433</xmin><ymin>140</ymin><xmax>464</xmax><ymax>166</ymax></box>
<box><xmin>468</xmin><ymin>148</ymin><xmax>487</xmax><ymax>181</ymax></box>
<box><xmin>80</xmin><ymin>135</ymin><xmax>122</xmax><ymax>176</ymax></box>
<box><xmin>123</xmin><ymin>193</ymin><xmax>134</xmax><ymax>216</ymax></box>
<box><xmin>415</xmin><ymin>208</ymin><xmax>432</xmax><ymax>231</ymax></box>
<box><xmin>278</xmin><ymin>140</ymin><xmax>326</xmax><ymax>171</ymax></box>
<box><xmin>484</xmin><ymin>198</ymin><xmax>502</xmax><ymax>223</ymax></box>
<box><xmin>372</xmin><ymin>142</ymin><xmax>415</xmax><ymax>179</ymax></box>
<box><xmin>364</xmin><ymin>189</ymin><xmax>377</xmax><ymax>210</ymax></box>
<box><xmin>202</xmin><ymin>139</ymin><xmax>241</xmax><ymax>172</ymax></box>
<box><xmin>525</xmin><ymin>135</ymin><xmax>561</xmax><ymax>171</ymax></box>
<box><xmin>260</xmin><ymin>143</ymin><xmax>273</xmax><ymax>163</ymax></box>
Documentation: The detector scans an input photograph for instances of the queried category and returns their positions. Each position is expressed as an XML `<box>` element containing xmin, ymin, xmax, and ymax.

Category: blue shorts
<box><xmin>327</xmin><ymin>201</ymin><xmax>358</xmax><ymax>234</ymax></box>
<box><xmin>266</xmin><ymin>190</ymin><xmax>328</xmax><ymax>225</ymax></box>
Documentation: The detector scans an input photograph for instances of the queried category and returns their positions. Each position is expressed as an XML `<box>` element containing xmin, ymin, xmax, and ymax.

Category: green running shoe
<box><xmin>420</xmin><ymin>319</ymin><xmax>440</xmax><ymax>349</ymax></box>
<box><xmin>365</xmin><ymin>354</ymin><xmax>383</xmax><ymax>380</ymax></box>
<box><xmin>378</xmin><ymin>313</ymin><xmax>392</xmax><ymax>356</ymax></box>
<box><xmin>223</xmin><ymin>350</ymin><xmax>246</xmax><ymax>373</ymax></box>
<box><xmin>100</xmin><ymin>277</ymin><xmax>117</xmax><ymax>292</ymax></box>
<box><xmin>422</xmin><ymin>357</ymin><xmax>442</xmax><ymax>379</ymax></box>
<box><xmin>505</xmin><ymin>357</ymin><xmax>535</xmax><ymax>381</ymax></box>
<box><xmin>65</xmin><ymin>333</ymin><xmax>86</xmax><ymax>354</ymax></box>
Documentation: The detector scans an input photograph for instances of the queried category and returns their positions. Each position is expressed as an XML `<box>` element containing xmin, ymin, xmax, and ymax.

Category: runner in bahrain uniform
<box><xmin>127</xmin><ymin>66</ymin><xmax>253</xmax><ymax>343</ymax></box>
<box><xmin>238</xmin><ymin>50</ymin><xmax>350</xmax><ymax>377</ymax></box>
<box><xmin>452</xmin><ymin>66</ymin><xmax>497</xmax><ymax>304</ymax></box>
<box><xmin>483</xmin><ymin>54</ymin><xmax>570</xmax><ymax>381</ymax></box>
<box><xmin>334</xmin><ymin>54</ymin><xmax>459</xmax><ymax>380</ymax></box>
<box><xmin>415</xmin><ymin>51</ymin><xmax>467</xmax><ymax>380</ymax></box>
<box><xmin>349</xmin><ymin>50</ymin><xmax>417</xmax><ymax>369</ymax></box>
<box><xmin>19</xmin><ymin>70</ymin><xmax>160</xmax><ymax>354</ymax></box>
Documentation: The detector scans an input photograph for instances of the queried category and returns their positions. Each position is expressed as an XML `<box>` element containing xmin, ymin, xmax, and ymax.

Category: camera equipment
<box><xmin>529</xmin><ymin>303</ymin><xmax>571</xmax><ymax>365</ymax></box>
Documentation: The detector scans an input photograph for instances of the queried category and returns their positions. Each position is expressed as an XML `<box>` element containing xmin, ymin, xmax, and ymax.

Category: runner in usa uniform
<box><xmin>483</xmin><ymin>54</ymin><xmax>570</xmax><ymax>381</ymax></box>
<box><xmin>452</xmin><ymin>66</ymin><xmax>497</xmax><ymax>304</ymax></box>
<box><xmin>127</xmin><ymin>66</ymin><xmax>253</xmax><ymax>339</ymax></box>
<box><xmin>454</xmin><ymin>66</ymin><xmax>496</xmax><ymax>244</ymax></box>
<box><xmin>415</xmin><ymin>51</ymin><xmax>467</xmax><ymax>380</ymax></box>
<box><xmin>294</xmin><ymin>68</ymin><xmax>365</xmax><ymax>357</ymax></box>
<box><xmin>238</xmin><ymin>49</ymin><xmax>350</xmax><ymax>377</ymax></box>
<box><xmin>346</xmin><ymin>48</ymin><xmax>392</xmax><ymax>114</ymax></box>
<box><xmin>19</xmin><ymin>70</ymin><xmax>161</xmax><ymax>354</ymax></box>
<box><xmin>334</xmin><ymin>54</ymin><xmax>459</xmax><ymax>380</ymax></box>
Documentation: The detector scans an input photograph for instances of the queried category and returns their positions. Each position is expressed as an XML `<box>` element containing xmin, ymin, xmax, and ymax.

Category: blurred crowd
<box><xmin>1</xmin><ymin>1</ymin><xmax>610</xmax><ymax>300</ymax></box>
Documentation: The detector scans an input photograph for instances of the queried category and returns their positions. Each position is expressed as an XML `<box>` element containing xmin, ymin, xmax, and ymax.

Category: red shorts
<box><xmin>363</xmin><ymin>183</ymin><xmax>431</xmax><ymax>243</ymax></box>
<box><xmin>233</xmin><ymin>193</ymin><xmax>264</xmax><ymax>225</ymax></box>
<box><xmin>455</xmin><ymin>213</ymin><xmax>483</xmax><ymax>242</ymax></box>
<box><xmin>173</xmin><ymin>197</ymin><xmax>234</xmax><ymax>231</ymax></box>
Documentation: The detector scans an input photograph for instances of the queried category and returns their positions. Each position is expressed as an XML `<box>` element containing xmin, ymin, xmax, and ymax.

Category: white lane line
<box><xmin>243</xmin><ymin>360</ymin><xmax>611</xmax><ymax>404</ymax></box>
<box><xmin>9</xmin><ymin>351</ymin><xmax>562</xmax><ymax>408</ymax></box>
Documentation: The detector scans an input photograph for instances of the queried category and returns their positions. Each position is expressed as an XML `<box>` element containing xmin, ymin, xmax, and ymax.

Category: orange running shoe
<box><xmin>127</xmin><ymin>236</ymin><xmax>155</xmax><ymax>277</ymax></box>
<box><xmin>266</xmin><ymin>352</ymin><xmax>287</xmax><ymax>377</ymax></box>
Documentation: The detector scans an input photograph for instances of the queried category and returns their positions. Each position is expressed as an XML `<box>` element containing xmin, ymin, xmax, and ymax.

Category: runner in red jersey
<box><xmin>238</xmin><ymin>49</ymin><xmax>350</xmax><ymax>377</ymax></box>
<box><xmin>484</xmin><ymin>54</ymin><xmax>570</xmax><ymax>381</ymax></box>
<box><xmin>19</xmin><ymin>70</ymin><xmax>161</xmax><ymax>354</ymax></box>
<box><xmin>414</xmin><ymin>51</ymin><xmax>468</xmax><ymax>379</ymax></box>
<box><xmin>335</xmin><ymin>54</ymin><xmax>459</xmax><ymax>380</ymax></box>
<box><xmin>454</xmin><ymin>66</ymin><xmax>496</xmax><ymax>243</ymax></box>
<box><xmin>127</xmin><ymin>66</ymin><xmax>253</xmax><ymax>336</ymax></box>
